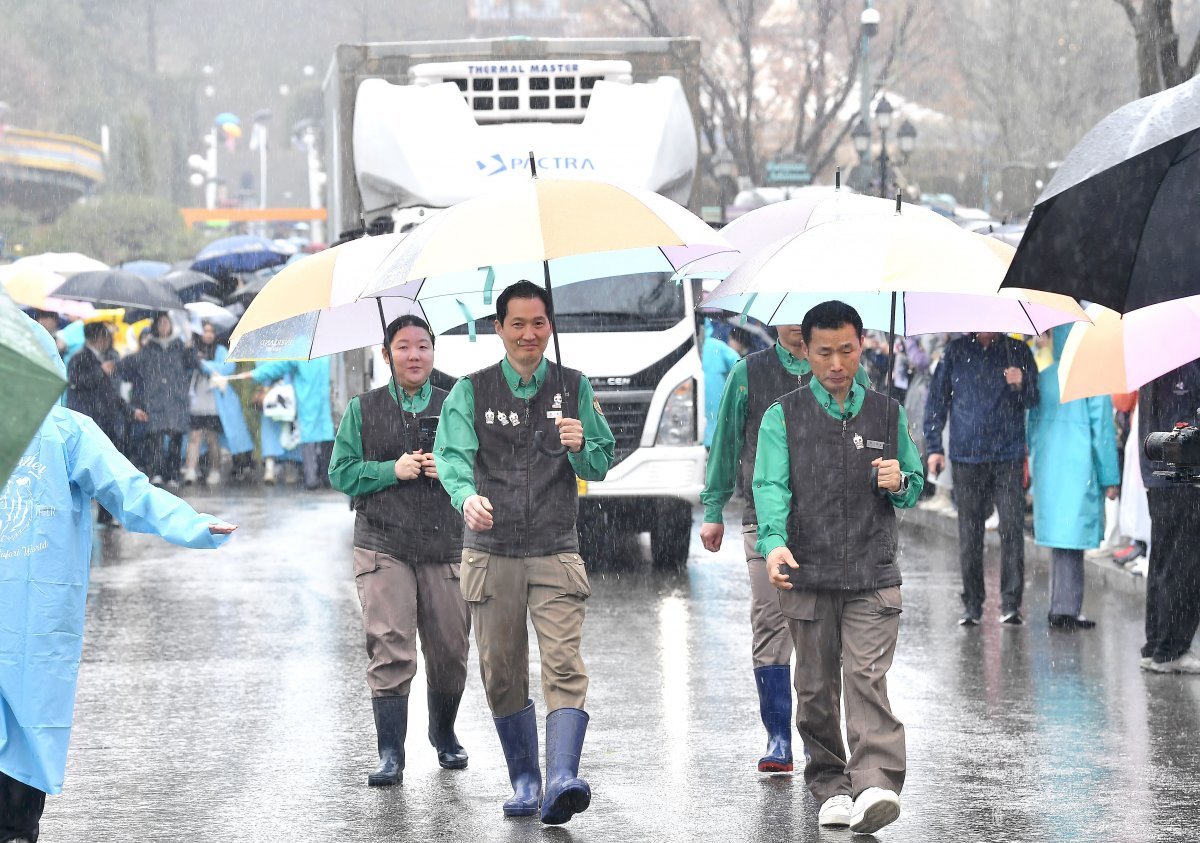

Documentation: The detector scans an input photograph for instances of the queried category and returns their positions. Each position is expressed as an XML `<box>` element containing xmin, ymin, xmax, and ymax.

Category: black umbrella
<box><xmin>1001</xmin><ymin>75</ymin><xmax>1200</xmax><ymax>313</ymax></box>
<box><xmin>162</xmin><ymin>269</ymin><xmax>221</xmax><ymax>303</ymax></box>
<box><xmin>53</xmin><ymin>269</ymin><xmax>185</xmax><ymax>311</ymax></box>
<box><xmin>224</xmin><ymin>273</ymin><xmax>271</xmax><ymax>307</ymax></box>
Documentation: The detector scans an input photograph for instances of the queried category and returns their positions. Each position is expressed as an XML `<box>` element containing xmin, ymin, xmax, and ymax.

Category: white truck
<box><xmin>324</xmin><ymin>37</ymin><xmax>708</xmax><ymax>568</ymax></box>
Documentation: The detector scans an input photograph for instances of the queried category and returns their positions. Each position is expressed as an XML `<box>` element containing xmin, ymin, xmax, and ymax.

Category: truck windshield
<box><xmin>444</xmin><ymin>272</ymin><xmax>684</xmax><ymax>335</ymax></box>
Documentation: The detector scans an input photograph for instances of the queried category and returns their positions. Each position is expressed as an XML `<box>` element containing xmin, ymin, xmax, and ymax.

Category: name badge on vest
<box><xmin>546</xmin><ymin>410</ymin><xmax>563</xmax><ymax>419</ymax></box>
<box><xmin>853</xmin><ymin>433</ymin><xmax>864</xmax><ymax>450</ymax></box>
<box><xmin>866</xmin><ymin>439</ymin><xmax>885</xmax><ymax>450</ymax></box>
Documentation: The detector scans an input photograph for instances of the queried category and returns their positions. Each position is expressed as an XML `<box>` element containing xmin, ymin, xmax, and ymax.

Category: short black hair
<box><xmin>83</xmin><ymin>321</ymin><xmax>111</xmax><ymax>342</ymax></box>
<box><xmin>384</xmin><ymin>314</ymin><xmax>434</xmax><ymax>351</ymax></box>
<box><xmin>801</xmin><ymin>300</ymin><xmax>864</xmax><ymax>344</ymax></box>
<box><xmin>728</xmin><ymin>327</ymin><xmax>753</xmax><ymax>349</ymax></box>
<box><xmin>495</xmin><ymin>280</ymin><xmax>552</xmax><ymax>325</ymax></box>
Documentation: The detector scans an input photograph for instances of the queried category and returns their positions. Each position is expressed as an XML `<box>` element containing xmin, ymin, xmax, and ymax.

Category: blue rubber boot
<box><xmin>754</xmin><ymin>665</ymin><xmax>794</xmax><ymax>773</ymax></box>
<box><xmin>540</xmin><ymin>708</ymin><xmax>591</xmax><ymax>825</ymax></box>
<box><xmin>494</xmin><ymin>700</ymin><xmax>542</xmax><ymax>817</ymax></box>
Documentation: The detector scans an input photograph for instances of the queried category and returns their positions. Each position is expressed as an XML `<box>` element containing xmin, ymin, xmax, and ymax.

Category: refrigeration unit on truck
<box><xmin>324</xmin><ymin>37</ymin><xmax>709</xmax><ymax>568</ymax></box>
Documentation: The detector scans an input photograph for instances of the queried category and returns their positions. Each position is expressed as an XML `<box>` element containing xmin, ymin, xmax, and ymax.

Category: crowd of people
<box><xmin>32</xmin><ymin>306</ymin><xmax>337</xmax><ymax>504</ymax></box>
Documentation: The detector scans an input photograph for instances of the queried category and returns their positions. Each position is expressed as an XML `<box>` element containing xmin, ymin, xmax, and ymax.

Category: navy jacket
<box><xmin>1138</xmin><ymin>360</ymin><xmax>1200</xmax><ymax>489</ymax></box>
<box><xmin>923</xmin><ymin>334</ymin><xmax>1039</xmax><ymax>464</ymax></box>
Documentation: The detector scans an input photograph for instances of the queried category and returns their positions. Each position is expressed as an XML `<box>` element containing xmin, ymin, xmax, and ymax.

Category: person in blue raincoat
<box><xmin>0</xmin><ymin>316</ymin><xmax>237</xmax><ymax>843</ymax></box>
<box><xmin>183</xmin><ymin>322</ymin><xmax>256</xmax><ymax>484</ymax></box>
<box><xmin>701</xmin><ymin>320</ymin><xmax>748</xmax><ymax>448</ymax></box>
<box><xmin>1028</xmin><ymin>325</ymin><xmax>1120</xmax><ymax>630</ymax></box>
<box><xmin>258</xmin><ymin>373</ymin><xmax>303</xmax><ymax>483</ymax></box>
<box><xmin>219</xmin><ymin>357</ymin><xmax>334</xmax><ymax>490</ymax></box>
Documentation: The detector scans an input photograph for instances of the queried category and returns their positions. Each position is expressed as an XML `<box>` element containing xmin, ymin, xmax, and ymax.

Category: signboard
<box><xmin>765</xmin><ymin>157</ymin><xmax>812</xmax><ymax>187</ymax></box>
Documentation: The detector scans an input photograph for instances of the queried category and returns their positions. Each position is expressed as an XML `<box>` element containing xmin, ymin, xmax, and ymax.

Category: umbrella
<box><xmin>52</xmin><ymin>269</ymin><xmax>185</xmax><ymax>312</ymax></box>
<box><xmin>116</xmin><ymin>260</ymin><xmax>171</xmax><ymax>279</ymax></box>
<box><xmin>705</xmin><ymin>196</ymin><xmax>1088</xmax><ymax>493</ymax></box>
<box><xmin>185</xmin><ymin>301</ymin><xmax>239</xmax><ymax>336</ymax></box>
<box><xmin>0</xmin><ymin>293</ymin><xmax>67</xmax><ymax>487</ymax></box>
<box><xmin>1057</xmin><ymin>298</ymin><xmax>1200</xmax><ymax>402</ymax></box>
<box><xmin>12</xmin><ymin>252</ymin><xmax>108</xmax><ymax>276</ymax></box>
<box><xmin>162</xmin><ymin>269</ymin><xmax>222</xmax><ymax>304</ymax></box>
<box><xmin>192</xmin><ymin>235</ymin><xmax>295</xmax><ymax>278</ymax></box>
<box><xmin>0</xmin><ymin>265</ymin><xmax>97</xmax><ymax>319</ymax></box>
<box><xmin>1002</xmin><ymin>75</ymin><xmax>1200</xmax><ymax>313</ymax></box>
<box><xmin>356</xmin><ymin>169</ymin><xmax>732</xmax><ymax>454</ymax></box>
<box><xmin>227</xmin><ymin>236</ymin><xmax>427</xmax><ymax>360</ymax></box>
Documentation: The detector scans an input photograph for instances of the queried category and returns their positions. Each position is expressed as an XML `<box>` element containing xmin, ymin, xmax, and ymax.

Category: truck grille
<box><xmin>594</xmin><ymin>389</ymin><xmax>653</xmax><ymax>467</ymax></box>
<box><xmin>410</xmin><ymin>59</ymin><xmax>632</xmax><ymax>122</ymax></box>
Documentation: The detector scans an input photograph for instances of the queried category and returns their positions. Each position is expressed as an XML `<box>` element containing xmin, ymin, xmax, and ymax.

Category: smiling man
<box><xmin>753</xmin><ymin>300</ymin><xmax>923</xmax><ymax>835</ymax></box>
<box><xmin>434</xmin><ymin>280</ymin><xmax>614</xmax><ymax>825</ymax></box>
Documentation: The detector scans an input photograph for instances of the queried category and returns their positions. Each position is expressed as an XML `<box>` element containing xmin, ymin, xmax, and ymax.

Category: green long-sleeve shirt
<box><xmin>433</xmin><ymin>356</ymin><xmax>616</xmax><ymax>512</ymax></box>
<box><xmin>754</xmin><ymin>376</ymin><xmax>924</xmax><ymax>558</ymax></box>
<box><xmin>327</xmin><ymin>379</ymin><xmax>432</xmax><ymax>497</ymax></box>
<box><xmin>700</xmin><ymin>342</ymin><xmax>872</xmax><ymax>524</ymax></box>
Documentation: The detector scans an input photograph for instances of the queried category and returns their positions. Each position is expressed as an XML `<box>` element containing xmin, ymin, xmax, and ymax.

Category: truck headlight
<box><xmin>655</xmin><ymin>377</ymin><xmax>695</xmax><ymax>446</ymax></box>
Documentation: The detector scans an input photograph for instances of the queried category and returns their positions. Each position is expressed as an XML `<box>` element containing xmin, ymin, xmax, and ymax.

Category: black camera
<box><xmin>1145</xmin><ymin>415</ymin><xmax>1200</xmax><ymax>484</ymax></box>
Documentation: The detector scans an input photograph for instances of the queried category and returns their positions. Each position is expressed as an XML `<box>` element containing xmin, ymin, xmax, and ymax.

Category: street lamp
<box><xmin>851</xmin><ymin>95</ymin><xmax>917</xmax><ymax>198</ymax></box>
<box><xmin>858</xmin><ymin>2</ymin><xmax>880</xmax><ymax>164</ymax></box>
<box><xmin>712</xmin><ymin>148</ymin><xmax>737</xmax><ymax>225</ymax></box>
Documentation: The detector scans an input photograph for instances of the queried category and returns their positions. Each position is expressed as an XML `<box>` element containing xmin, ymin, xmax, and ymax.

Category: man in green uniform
<box><xmin>434</xmin><ymin>280</ymin><xmax>615</xmax><ymax>825</ymax></box>
<box><xmin>329</xmin><ymin>315</ymin><xmax>470</xmax><ymax>787</ymax></box>
<box><xmin>700</xmin><ymin>324</ymin><xmax>871</xmax><ymax>774</ymax></box>
<box><xmin>754</xmin><ymin>301</ymin><xmax>922</xmax><ymax>835</ymax></box>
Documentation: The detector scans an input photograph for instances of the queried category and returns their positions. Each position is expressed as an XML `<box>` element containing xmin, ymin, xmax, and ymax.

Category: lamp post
<box><xmin>851</xmin><ymin>95</ymin><xmax>917</xmax><ymax>199</ymax></box>
<box><xmin>712</xmin><ymin>148</ymin><xmax>737</xmax><ymax>225</ymax></box>
<box><xmin>858</xmin><ymin>2</ymin><xmax>880</xmax><ymax>167</ymax></box>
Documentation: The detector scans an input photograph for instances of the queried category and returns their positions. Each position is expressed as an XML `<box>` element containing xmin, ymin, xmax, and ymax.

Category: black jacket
<box><xmin>67</xmin><ymin>347</ymin><xmax>131</xmax><ymax>441</ymax></box>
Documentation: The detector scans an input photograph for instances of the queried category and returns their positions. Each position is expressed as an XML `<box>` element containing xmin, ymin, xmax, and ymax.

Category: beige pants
<box><xmin>460</xmin><ymin>549</ymin><xmax>590</xmax><ymax>718</ymax></box>
<box><xmin>782</xmin><ymin>586</ymin><xmax>906</xmax><ymax>801</ymax></box>
<box><xmin>352</xmin><ymin>547</ymin><xmax>471</xmax><ymax>698</ymax></box>
<box><xmin>744</xmin><ymin>525</ymin><xmax>795</xmax><ymax>667</ymax></box>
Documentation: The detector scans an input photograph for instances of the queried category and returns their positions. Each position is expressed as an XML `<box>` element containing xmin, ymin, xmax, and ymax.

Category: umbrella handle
<box><xmin>869</xmin><ymin>465</ymin><xmax>891</xmax><ymax>498</ymax></box>
<box><xmin>534</xmin><ymin>429</ymin><xmax>568</xmax><ymax>458</ymax></box>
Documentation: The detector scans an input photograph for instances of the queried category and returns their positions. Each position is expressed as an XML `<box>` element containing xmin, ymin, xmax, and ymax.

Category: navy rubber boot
<box><xmin>427</xmin><ymin>689</ymin><xmax>469</xmax><ymax>770</ymax></box>
<box><xmin>540</xmin><ymin>708</ymin><xmax>591</xmax><ymax>825</ymax></box>
<box><xmin>494</xmin><ymin>700</ymin><xmax>542</xmax><ymax>817</ymax></box>
<box><xmin>368</xmin><ymin>695</ymin><xmax>408</xmax><ymax>786</ymax></box>
<box><xmin>754</xmin><ymin>665</ymin><xmax>794</xmax><ymax>773</ymax></box>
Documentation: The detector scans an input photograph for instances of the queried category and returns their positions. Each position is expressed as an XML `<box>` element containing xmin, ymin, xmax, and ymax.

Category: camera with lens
<box><xmin>1144</xmin><ymin>413</ymin><xmax>1200</xmax><ymax>484</ymax></box>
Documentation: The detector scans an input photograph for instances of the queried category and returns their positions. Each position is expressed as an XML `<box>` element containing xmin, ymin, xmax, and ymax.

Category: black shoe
<box><xmin>1000</xmin><ymin>610</ymin><xmax>1024</xmax><ymax>625</ymax></box>
<box><xmin>958</xmin><ymin>614</ymin><xmax>980</xmax><ymax>627</ymax></box>
<box><xmin>1048</xmin><ymin>613</ymin><xmax>1096</xmax><ymax>630</ymax></box>
<box><xmin>368</xmin><ymin>695</ymin><xmax>408</xmax><ymax>786</ymax></box>
<box><xmin>427</xmin><ymin>690</ymin><xmax>469</xmax><ymax>770</ymax></box>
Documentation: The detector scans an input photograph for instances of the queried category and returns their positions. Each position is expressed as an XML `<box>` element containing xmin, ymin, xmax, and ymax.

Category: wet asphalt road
<box><xmin>41</xmin><ymin>487</ymin><xmax>1200</xmax><ymax>842</ymax></box>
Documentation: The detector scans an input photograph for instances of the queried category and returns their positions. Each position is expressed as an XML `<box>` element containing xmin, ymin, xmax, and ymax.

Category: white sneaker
<box><xmin>150</xmin><ymin>474</ymin><xmax>163</xmax><ymax>485</ymax></box>
<box><xmin>1127</xmin><ymin>558</ymin><xmax>1149</xmax><ymax>577</ymax></box>
<box><xmin>181</xmin><ymin>468</ymin><xmax>197</xmax><ymax>485</ymax></box>
<box><xmin>1084</xmin><ymin>547</ymin><xmax>1114</xmax><ymax>560</ymax></box>
<box><xmin>849</xmin><ymin>787</ymin><xmax>901</xmax><ymax>834</ymax></box>
<box><xmin>1149</xmin><ymin>651</ymin><xmax>1200</xmax><ymax>674</ymax></box>
<box><xmin>819</xmin><ymin>794</ymin><xmax>853</xmax><ymax>827</ymax></box>
<box><xmin>263</xmin><ymin>458</ymin><xmax>277</xmax><ymax>485</ymax></box>
<box><xmin>984</xmin><ymin>509</ymin><xmax>1000</xmax><ymax>531</ymax></box>
<box><xmin>1140</xmin><ymin>657</ymin><xmax>1154</xmax><ymax>671</ymax></box>
<box><xmin>207</xmin><ymin>469</ymin><xmax>221</xmax><ymax>485</ymax></box>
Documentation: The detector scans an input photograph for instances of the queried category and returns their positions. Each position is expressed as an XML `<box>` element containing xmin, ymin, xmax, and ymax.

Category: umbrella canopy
<box><xmin>116</xmin><ymin>260</ymin><xmax>171</xmax><ymax>279</ymax></box>
<box><xmin>52</xmin><ymin>269</ymin><xmax>185</xmax><ymax>311</ymax></box>
<box><xmin>185</xmin><ymin>301</ymin><xmax>239</xmax><ymax>336</ymax></box>
<box><xmin>192</xmin><ymin>235</ymin><xmax>295</xmax><ymax>277</ymax></box>
<box><xmin>0</xmin><ymin>293</ymin><xmax>67</xmax><ymax>487</ymax></box>
<box><xmin>1057</xmin><ymin>298</ymin><xmax>1200</xmax><ymax>402</ymax></box>
<box><xmin>1002</xmin><ymin>75</ymin><xmax>1200</xmax><ymax>313</ymax></box>
<box><xmin>12</xmin><ymin>252</ymin><xmax>108</xmax><ymax>276</ymax></box>
<box><xmin>705</xmin><ymin>201</ymin><xmax>1086</xmax><ymax>336</ymax></box>
<box><xmin>360</xmin><ymin>177</ymin><xmax>731</xmax><ymax>301</ymax></box>
<box><xmin>162</xmin><ymin>269</ymin><xmax>222</xmax><ymax>303</ymax></box>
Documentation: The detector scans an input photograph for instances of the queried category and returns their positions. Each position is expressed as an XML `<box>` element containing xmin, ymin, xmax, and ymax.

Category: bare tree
<box><xmin>598</xmin><ymin>0</ymin><xmax>922</xmax><ymax>184</ymax></box>
<box><xmin>1113</xmin><ymin>0</ymin><xmax>1200</xmax><ymax>95</ymax></box>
